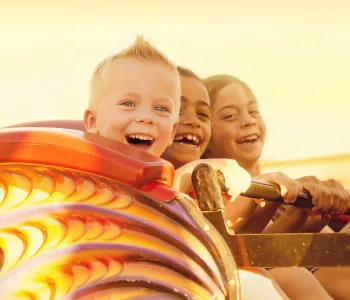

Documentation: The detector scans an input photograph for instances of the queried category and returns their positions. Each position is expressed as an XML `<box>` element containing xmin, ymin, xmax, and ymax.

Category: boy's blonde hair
<box><xmin>89</xmin><ymin>36</ymin><xmax>181</xmax><ymax>121</ymax></box>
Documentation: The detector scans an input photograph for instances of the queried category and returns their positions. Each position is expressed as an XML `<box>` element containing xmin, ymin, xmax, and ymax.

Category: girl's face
<box><xmin>208</xmin><ymin>82</ymin><xmax>266</xmax><ymax>166</ymax></box>
<box><xmin>162</xmin><ymin>76</ymin><xmax>211</xmax><ymax>168</ymax></box>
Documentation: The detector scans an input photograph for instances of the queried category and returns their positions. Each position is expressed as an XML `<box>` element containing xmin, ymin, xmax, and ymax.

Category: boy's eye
<box><xmin>224</xmin><ymin>114</ymin><xmax>237</xmax><ymax>121</ymax></box>
<box><xmin>155</xmin><ymin>106</ymin><xmax>170</xmax><ymax>113</ymax></box>
<box><xmin>198</xmin><ymin>112</ymin><xmax>210</xmax><ymax>119</ymax></box>
<box><xmin>120</xmin><ymin>101</ymin><xmax>136</xmax><ymax>107</ymax></box>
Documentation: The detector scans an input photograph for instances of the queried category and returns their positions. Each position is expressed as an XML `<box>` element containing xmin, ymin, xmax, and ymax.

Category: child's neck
<box><xmin>238</xmin><ymin>160</ymin><xmax>261</xmax><ymax>176</ymax></box>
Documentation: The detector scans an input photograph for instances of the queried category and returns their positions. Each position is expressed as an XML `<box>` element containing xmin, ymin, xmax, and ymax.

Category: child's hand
<box><xmin>297</xmin><ymin>176</ymin><xmax>350</xmax><ymax>218</ymax></box>
<box><xmin>205</xmin><ymin>159</ymin><xmax>251</xmax><ymax>198</ymax></box>
<box><xmin>255</xmin><ymin>172</ymin><xmax>303</xmax><ymax>204</ymax></box>
<box><xmin>322</xmin><ymin>179</ymin><xmax>350</xmax><ymax>215</ymax></box>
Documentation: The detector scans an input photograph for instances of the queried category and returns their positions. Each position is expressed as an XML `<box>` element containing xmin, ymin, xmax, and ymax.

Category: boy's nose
<box><xmin>183</xmin><ymin>120</ymin><xmax>200</xmax><ymax>128</ymax></box>
<box><xmin>182</xmin><ymin>116</ymin><xmax>200</xmax><ymax>128</ymax></box>
<box><xmin>135</xmin><ymin>116</ymin><xmax>156</xmax><ymax>125</ymax></box>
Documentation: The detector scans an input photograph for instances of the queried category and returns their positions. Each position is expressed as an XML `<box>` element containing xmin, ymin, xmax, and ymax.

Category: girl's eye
<box><xmin>249</xmin><ymin>110</ymin><xmax>260</xmax><ymax>115</ymax></box>
<box><xmin>120</xmin><ymin>101</ymin><xmax>136</xmax><ymax>107</ymax></box>
<box><xmin>155</xmin><ymin>106</ymin><xmax>170</xmax><ymax>113</ymax></box>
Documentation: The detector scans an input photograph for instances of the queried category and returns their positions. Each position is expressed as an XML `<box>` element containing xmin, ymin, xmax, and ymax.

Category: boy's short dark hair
<box><xmin>177</xmin><ymin>66</ymin><xmax>203</xmax><ymax>83</ymax></box>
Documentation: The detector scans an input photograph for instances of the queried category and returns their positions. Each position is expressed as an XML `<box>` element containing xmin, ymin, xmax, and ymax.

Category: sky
<box><xmin>1</xmin><ymin>1</ymin><xmax>350</xmax><ymax>161</ymax></box>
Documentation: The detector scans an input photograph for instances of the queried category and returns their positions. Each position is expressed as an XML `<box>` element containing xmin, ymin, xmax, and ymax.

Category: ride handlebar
<box><xmin>241</xmin><ymin>178</ymin><xmax>350</xmax><ymax>217</ymax></box>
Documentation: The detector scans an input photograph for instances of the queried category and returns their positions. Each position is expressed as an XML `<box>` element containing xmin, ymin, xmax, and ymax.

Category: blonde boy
<box><xmin>84</xmin><ymin>36</ymin><xmax>180</xmax><ymax>157</ymax></box>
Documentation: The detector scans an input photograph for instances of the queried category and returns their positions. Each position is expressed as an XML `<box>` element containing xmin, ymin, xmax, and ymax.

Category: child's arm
<box><xmin>232</xmin><ymin>172</ymin><xmax>303</xmax><ymax>233</ymax></box>
<box><xmin>263</xmin><ymin>205</ymin><xmax>310</xmax><ymax>233</ymax></box>
<box><xmin>263</xmin><ymin>179</ymin><xmax>350</xmax><ymax>234</ymax></box>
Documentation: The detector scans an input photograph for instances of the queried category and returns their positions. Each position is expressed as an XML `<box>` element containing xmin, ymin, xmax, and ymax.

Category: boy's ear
<box><xmin>168</xmin><ymin>122</ymin><xmax>178</xmax><ymax>146</ymax></box>
<box><xmin>83</xmin><ymin>109</ymin><xmax>99</xmax><ymax>134</ymax></box>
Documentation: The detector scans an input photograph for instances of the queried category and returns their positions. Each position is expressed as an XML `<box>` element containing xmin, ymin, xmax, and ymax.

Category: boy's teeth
<box><xmin>174</xmin><ymin>134</ymin><xmax>200</xmax><ymax>145</ymax></box>
<box><xmin>186</xmin><ymin>134</ymin><xmax>199</xmax><ymax>142</ymax></box>
<box><xmin>129</xmin><ymin>134</ymin><xmax>153</xmax><ymax>140</ymax></box>
<box><xmin>180</xmin><ymin>142</ymin><xmax>198</xmax><ymax>148</ymax></box>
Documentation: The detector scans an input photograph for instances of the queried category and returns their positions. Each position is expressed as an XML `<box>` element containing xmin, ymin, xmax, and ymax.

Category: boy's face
<box><xmin>85</xmin><ymin>58</ymin><xmax>179</xmax><ymax>157</ymax></box>
<box><xmin>162</xmin><ymin>76</ymin><xmax>211</xmax><ymax>168</ymax></box>
<box><xmin>209</xmin><ymin>82</ymin><xmax>266</xmax><ymax>165</ymax></box>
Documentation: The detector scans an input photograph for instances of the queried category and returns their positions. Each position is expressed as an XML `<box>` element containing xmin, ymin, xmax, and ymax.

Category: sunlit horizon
<box><xmin>1</xmin><ymin>1</ymin><xmax>350</xmax><ymax>161</ymax></box>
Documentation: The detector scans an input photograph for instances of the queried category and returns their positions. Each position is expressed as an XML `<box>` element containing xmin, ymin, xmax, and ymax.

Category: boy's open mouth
<box><xmin>173</xmin><ymin>134</ymin><xmax>201</xmax><ymax>148</ymax></box>
<box><xmin>126</xmin><ymin>134</ymin><xmax>155</xmax><ymax>149</ymax></box>
<box><xmin>236</xmin><ymin>134</ymin><xmax>259</xmax><ymax>144</ymax></box>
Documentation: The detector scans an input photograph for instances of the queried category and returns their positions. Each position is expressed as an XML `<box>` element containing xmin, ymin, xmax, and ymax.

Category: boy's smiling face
<box><xmin>85</xmin><ymin>57</ymin><xmax>179</xmax><ymax>157</ymax></box>
<box><xmin>162</xmin><ymin>76</ymin><xmax>211</xmax><ymax>168</ymax></box>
